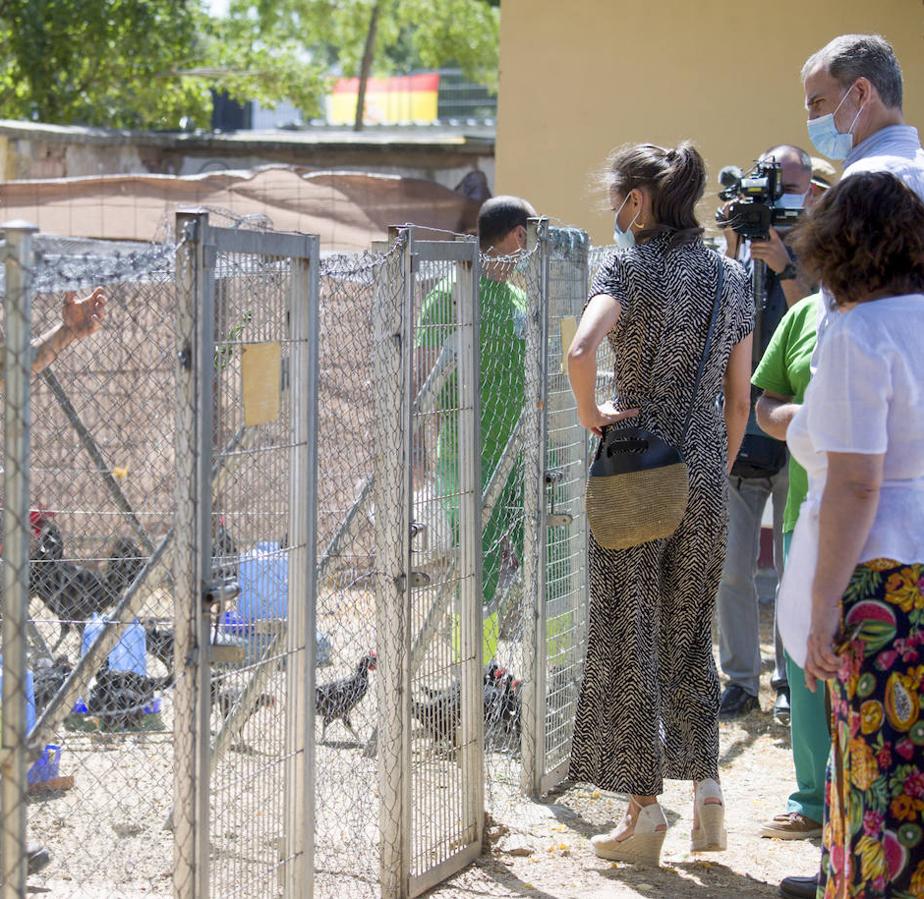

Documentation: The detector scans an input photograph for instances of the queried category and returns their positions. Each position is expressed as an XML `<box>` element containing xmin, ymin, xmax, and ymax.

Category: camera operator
<box><xmin>713</xmin><ymin>144</ymin><xmax>813</xmax><ymax>724</ymax></box>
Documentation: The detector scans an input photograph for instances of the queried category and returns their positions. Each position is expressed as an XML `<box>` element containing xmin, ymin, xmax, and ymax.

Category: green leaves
<box><xmin>0</xmin><ymin>0</ymin><xmax>212</xmax><ymax>128</ymax></box>
<box><xmin>0</xmin><ymin>0</ymin><xmax>499</xmax><ymax>129</ymax></box>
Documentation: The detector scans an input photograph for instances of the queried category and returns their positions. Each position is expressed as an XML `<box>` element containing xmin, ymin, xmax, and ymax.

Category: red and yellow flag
<box><xmin>329</xmin><ymin>72</ymin><xmax>440</xmax><ymax>126</ymax></box>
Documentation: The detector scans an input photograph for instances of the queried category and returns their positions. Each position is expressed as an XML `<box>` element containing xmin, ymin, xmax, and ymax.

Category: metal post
<box><xmin>173</xmin><ymin>209</ymin><xmax>213</xmax><ymax>899</ymax></box>
<box><xmin>1</xmin><ymin>221</ymin><xmax>37</xmax><ymax>898</ymax></box>
<box><xmin>453</xmin><ymin>235</ymin><xmax>484</xmax><ymax>849</ymax></box>
<box><xmin>284</xmin><ymin>239</ymin><xmax>320</xmax><ymax>898</ymax></box>
<box><xmin>373</xmin><ymin>229</ymin><xmax>411</xmax><ymax>898</ymax></box>
<box><xmin>520</xmin><ymin>218</ymin><xmax>550</xmax><ymax>797</ymax></box>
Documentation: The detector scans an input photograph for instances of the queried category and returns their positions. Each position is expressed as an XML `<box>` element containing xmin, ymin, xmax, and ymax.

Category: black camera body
<box><xmin>715</xmin><ymin>159</ymin><xmax>802</xmax><ymax>241</ymax></box>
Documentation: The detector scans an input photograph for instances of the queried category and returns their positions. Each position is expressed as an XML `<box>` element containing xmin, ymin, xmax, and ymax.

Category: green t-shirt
<box><xmin>415</xmin><ymin>275</ymin><xmax>527</xmax><ymax>484</ymax></box>
<box><xmin>752</xmin><ymin>292</ymin><xmax>821</xmax><ymax>534</ymax></box>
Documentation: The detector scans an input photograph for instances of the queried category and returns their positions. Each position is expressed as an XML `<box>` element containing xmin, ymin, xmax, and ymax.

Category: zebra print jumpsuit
<box><xmin>569</xmin><ymin>233</ymin><xmax>753</xmax><ymax>796</ymax></box>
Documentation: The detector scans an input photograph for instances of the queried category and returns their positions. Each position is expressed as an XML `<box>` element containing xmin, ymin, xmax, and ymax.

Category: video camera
<box><xmin>714</xmin><ymin>159</ymin><xmax>802</xmax><ymax>241</ymax></box>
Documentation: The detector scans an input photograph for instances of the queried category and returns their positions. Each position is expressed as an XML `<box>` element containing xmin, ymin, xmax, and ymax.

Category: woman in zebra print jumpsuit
<box><xmin>567</xmin><ymin>142</ymin><xmax>754</xmax><ymax>865</ymax></box>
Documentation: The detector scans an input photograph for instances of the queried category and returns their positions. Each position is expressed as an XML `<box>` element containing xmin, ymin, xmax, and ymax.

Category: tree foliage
<box><xmin>0</xmin><ymin>0</ymin><xmax>499</xmax><ymax>129</ymax></box>
<box><xmin>0</xmin><ymin>0</ymin><xmax>213</xmax><ymax>128</ymax></box>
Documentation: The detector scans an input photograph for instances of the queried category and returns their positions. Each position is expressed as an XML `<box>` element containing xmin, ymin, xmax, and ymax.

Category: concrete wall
<box><xmin>496</xmin><ymin>1</ymin><xmax>924</xmax><ymax>244</ymax></box>
<box><xmin>0</xmin><ymin>121</ymin><xmax>495</xmax><ymax>193</ymax></box>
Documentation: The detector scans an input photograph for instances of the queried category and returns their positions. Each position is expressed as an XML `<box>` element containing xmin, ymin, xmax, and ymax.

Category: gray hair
<box><xmin>802</xmin><ymin>34</ymin><xmax>903</xmax><ymax>109</ymax></box>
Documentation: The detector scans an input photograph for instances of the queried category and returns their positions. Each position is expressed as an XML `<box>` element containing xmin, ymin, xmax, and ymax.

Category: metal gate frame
<box><xmin>373</xmin><ymin>226</ymin><xmax>484</xmax><ymax>899</ymax></box>
<box><xmin>173</xmin><ymin>209</ymin><xmax>320</xmax><ymax>899</ymax></box>
<box><xmin>521</xmin><ymin>219</ymin><xmax>591</xmax><ymax>798</ymax></box>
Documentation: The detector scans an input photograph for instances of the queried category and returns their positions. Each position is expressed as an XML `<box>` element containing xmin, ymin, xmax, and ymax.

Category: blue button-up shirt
<box><xmin>843</xmin><ymin>124</ymin><xmax>924</xmax><ymax>201</ymax></box>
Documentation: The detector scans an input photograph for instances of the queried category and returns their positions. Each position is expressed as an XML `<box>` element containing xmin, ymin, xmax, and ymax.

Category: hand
<box><xmin>61</xmin><ymin>287</ymin><xmax>106</xmax><ymax>341</ymax></box>
<box><xmin>749</xmin><ymin>228</ymin><xmax>790</xmax><ymax>274</ymax></box>
<box><xmin>803</xmin><ymin>595</ymin><xmax>842</xmax><ymax>693</ymax></box>
<box><xmin>578</xmin><ymin>402</ymin><xmax>639</xmax><ymax>438</ymax></box>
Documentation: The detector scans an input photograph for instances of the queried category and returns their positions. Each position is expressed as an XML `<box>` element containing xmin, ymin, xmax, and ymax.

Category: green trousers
<box><xmin>782</xmin><ymin>531</ymin><xmax>830</xmax><ymax>824</ymax></box>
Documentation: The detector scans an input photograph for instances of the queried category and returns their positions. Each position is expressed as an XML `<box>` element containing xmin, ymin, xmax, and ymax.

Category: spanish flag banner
<box><xmin>328</xmin><ymin>72</ymin><xmax>440</xmax><ymax>126</ymax></box>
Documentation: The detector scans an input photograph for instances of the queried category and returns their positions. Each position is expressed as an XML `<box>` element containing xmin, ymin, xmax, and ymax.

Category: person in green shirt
<box><xmin>414</xmin><ymin>196</ymin><xmax>535</xmax><ymax>660</ymax></box>
<box><xmin>751</xmin><ymin>291</ymin><xmax>828</xmax><ymax>840</ymax></box>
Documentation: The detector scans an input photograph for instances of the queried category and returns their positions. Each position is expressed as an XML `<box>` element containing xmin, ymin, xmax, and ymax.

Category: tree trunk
<box><xmin>353</xmin><ymin>0</ymin><xmax>383</xmax><ymax>132</ymax></box>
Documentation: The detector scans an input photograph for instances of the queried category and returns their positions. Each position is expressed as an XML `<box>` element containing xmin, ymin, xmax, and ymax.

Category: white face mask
<box><xmin>613</xmin><ymin>194</ymin><xmax>640</xmax><ymax>250</ymax></box>
<box><xmin>806</xmin><ymin>83</ymin><xmax>865</xmax><ymax>160</ymax></box>
<box><xmin>777</xmin><ymin>192</ymin><xmax>809</xmax><ymax>210</ymax></box>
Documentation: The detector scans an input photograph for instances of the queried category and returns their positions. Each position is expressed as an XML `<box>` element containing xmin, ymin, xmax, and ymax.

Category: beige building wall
<box><xmin>496</xmin><ymin>1</ymin><xmax>924</xmax><ymax>244</ymax></box>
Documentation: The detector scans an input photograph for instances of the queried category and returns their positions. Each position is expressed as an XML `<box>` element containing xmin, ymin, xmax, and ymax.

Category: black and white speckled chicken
<box><xmin>212</xmin><ymin>682</ymin><xmax>276</xmax><ymax>722</ymax></box>
<box><xmin>485</xmin><ymin>669</ymin><xmax>522</xmax><ymax>750</ymax></box>
<box><xmin>86</xmin><ymin>662</ymin><xmax>170</xmax><ymax>730</ymax></box>
<box><xmin>33</xmin><ymin>655</ymin><xmax>72</xmax><ymax>714</ymax></box>
<box><xmin>413</xmin><ymin>662</ymin><xmax>510</xmax><ymax>749</ymax></box>
<box><xmin>315</xmin><ymin>652</ymin><xmax>377</xmax><ymax>742</ymax></box>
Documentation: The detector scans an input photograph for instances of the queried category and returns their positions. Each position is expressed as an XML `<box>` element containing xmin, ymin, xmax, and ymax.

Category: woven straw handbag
<box><xmin>586</xmin><ymin>261</ymin><xmax>725</xmax><ymax>550</ymax></box>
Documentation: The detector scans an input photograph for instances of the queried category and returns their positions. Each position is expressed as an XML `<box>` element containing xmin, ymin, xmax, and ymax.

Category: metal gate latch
<box><xmin>545</xmin><ymin>468</ymin><xmax>573</xmax><ymax>528</ymax></box>
<box><xmin>394</xmin><ymin>571</ymin><xmax>431</xmax><ymax>592</ymax></box>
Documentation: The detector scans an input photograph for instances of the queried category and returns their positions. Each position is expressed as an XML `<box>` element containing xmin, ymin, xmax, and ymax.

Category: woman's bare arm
<box><xmin>567</xmin><ymin>294</ymin><xmax>637</xmax><ymax>436</ymax></box>
<box><xmin>723</xmin><ymin>334</ymin><xmax>752</xmax><ymax>472</ymax></box>
<box><xmin>755</xmin><ymin>390</ymin><xmax>799</xmax><ymax>442</ymax></box>
<box><xmin>803</xmin><ymin>451</ymin><xmax>884</xmax><ymax>689</ymax></box>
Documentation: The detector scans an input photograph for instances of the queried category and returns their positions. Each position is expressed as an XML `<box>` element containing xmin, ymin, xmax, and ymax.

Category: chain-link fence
<box><xmin>1</xmin><ymin>214</ymin><xmax>595</xmax><ymax>899</ymax></box>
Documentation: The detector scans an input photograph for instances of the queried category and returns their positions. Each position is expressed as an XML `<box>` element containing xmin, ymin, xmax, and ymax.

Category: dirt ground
<box><xmin>430</xmin><ymin>590</ymin><xmax>821</xmax><ymax>899</ymax></box>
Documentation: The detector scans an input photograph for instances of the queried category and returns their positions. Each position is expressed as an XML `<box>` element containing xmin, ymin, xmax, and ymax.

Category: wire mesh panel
<box><xmin>537</xmin><ymin>227</ymin><xmax>590</xmax><ymax>793</ymax></box>
<box><xmin>466</xmin><ymin>239</ymin><xmax>541</xmax><ymax>813</ymax></box>
<box><xmin>589</xmin><ymin>244</ymin><xmax>617</xmax><ymax>408</ymax></box>
<box><xmin>311</xmin><ymin>246</ymin><xmax>399</xmax><ymax>899</ymax></box>
<box><xmin>7</xmin><ymin>241</ymin><xmax>182</xmax><ymax>898</ymax></box>
<box><xmin>187</xmin><ymin>221</ymin><xmax>318</xmax><ymax>899</ymax></box>
<box><xmin>2</xmin><ymin>222</ymin><xmax>39</xmax><ymax>898</ymax></box>
<box><xmin>406</xmin><ymin>232</ymin><xmax>484</xmax><ymax>896</ymax></box>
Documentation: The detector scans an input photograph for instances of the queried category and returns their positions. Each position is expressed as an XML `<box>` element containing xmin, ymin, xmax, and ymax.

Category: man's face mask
<box><xmin>807</xmin><ymin>83</ymin><xmax>865</xmax><ymax>160</ymax></box>
<box><xmin>777</xmin><ymin>192</ymin><xmax>809</xmax><ymax>210</ymax></box>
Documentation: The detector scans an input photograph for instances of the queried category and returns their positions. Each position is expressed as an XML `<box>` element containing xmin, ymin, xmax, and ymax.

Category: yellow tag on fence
<box><xmin>241</xmin><ymin>342</ymin><xmax>281</xmax><ymax>427</ymax></box>
<box><xmin>559</xmin><ymin>316</ymin><xmax>577</xmax><ymax>373</ymax></box>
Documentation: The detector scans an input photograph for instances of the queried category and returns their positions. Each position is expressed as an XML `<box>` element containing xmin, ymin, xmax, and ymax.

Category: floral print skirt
<box><xmin>819</xmin><ymin>560</ymin><xmax>924</xmax><ymax>899</ymax></box>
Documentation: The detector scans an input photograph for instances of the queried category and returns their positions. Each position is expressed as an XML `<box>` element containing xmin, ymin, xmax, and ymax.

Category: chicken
<box><xmin>29</xmin><ymin>520</ymin><xmax>146</xmax><ymax>651</ymax></box>
<box><xmin>143</xmin><ymin>621</ymin><xmax>275</xmax><ymax>725</ymax></box>
<box><xmin>413</xmin><ymin>662</ymin><xmax>512</xmax><ymax>750</ymax></box>
<box><xmin>315</xmin><ymin>652</ymin><xmax>377</xmax><ymax>743</ymax></box>
<box><xmin>143</xmin><ymin>620</ymin><xmax>175</xmax><ymax>676</ymax></box>
<box><xmin>33</xmin><ymin>655</ymin><xmax>72</xmax><ymax>714</ymax></box>
<box><xmin>212</xmin><ymin>682</ymin><xmax>275</xmax><ymax>722</ymax></box>
<box><xmin>212</xmin><ymin>517</ymin><xmax>239</xmax><ymax>582</ymax></box>
<box><xmin>412</xmin><ymin>680</ymin><xmax>460</xmax><ymax>748</ymax></box>
<box><xmin>485</xmin><ymin>669</ymin><xmax>522</xmax><ymax>750</ymax></box>
<box><xmin>86</xmin><ymin>662</ymin><xmax>170</xmax><ymax>730</ymax></box>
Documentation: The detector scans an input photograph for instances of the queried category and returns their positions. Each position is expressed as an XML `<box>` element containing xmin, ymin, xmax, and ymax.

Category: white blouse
<box><xmin>778</xmin><ymin>294</ymin><xmax>924</xmax><ymax>667</ymax></box>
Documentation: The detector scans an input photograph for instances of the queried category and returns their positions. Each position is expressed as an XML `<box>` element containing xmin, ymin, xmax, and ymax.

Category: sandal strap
<box><xmin>695</xmin><ymin>778</ymin><xmax>723</xmax><ymax>804</ymax></box>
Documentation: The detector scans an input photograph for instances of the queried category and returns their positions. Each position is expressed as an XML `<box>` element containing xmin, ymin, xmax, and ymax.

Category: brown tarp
<box><xmin>0</xmin><ymin>165</ymin><xmax>481</xmax><ymax>250</ymax></box>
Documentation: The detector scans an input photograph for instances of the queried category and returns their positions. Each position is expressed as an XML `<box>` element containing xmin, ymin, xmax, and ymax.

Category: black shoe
<box><xmin>773</xmin><ymin>687</ymin><xmax>791</xmax><ymax>725</ymax></box>
<box><xmin>779</xmin><ymin>874</ymin><xmax>818</xmax><ymax>899</ymax></box>
<box><xmin>27</xmin><ymin>842</ymin><xmax>51</xmax><ymax>876</ymax></box>
<box><xmin>719</xmin><ymin>684</ymin><xmax>760</xmax><ymax>720</ymax></box>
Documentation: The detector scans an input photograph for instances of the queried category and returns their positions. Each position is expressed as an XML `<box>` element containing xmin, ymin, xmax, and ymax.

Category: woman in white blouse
<box><xmin>779</xmin><ymin>171</ymin><xmax>924</xmax><ymax>899</ymax></box>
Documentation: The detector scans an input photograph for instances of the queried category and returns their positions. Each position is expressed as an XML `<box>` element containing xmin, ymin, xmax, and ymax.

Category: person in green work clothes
<box><xmin>752</xmin><ymin>290</ymin><xmax>828</xmax><ymax>842</ymax></box>
<box><xmin>414</xmin><ymin>196</ymin><xmax>536</xmax><ymax>661</ymax></box>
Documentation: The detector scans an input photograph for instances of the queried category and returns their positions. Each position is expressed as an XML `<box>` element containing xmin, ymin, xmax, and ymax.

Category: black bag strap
<box><xmin>679</xmin><ymin>258</ymin><xmax>725</xmax><ymax>442</ymax></box>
